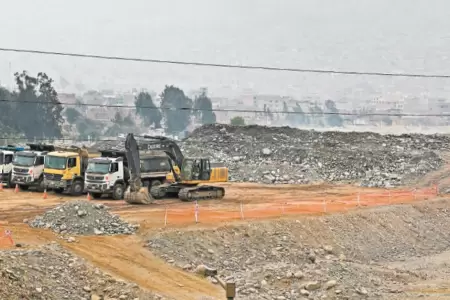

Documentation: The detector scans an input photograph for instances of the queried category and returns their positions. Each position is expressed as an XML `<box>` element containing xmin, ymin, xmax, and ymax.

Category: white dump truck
<box><xmin>0</xmin><ymin>145</ymin><xmax>25</xmax><ymax>188</ymax></box>
<box><xmin>85</xmin><ymin>149</ymin><xmax>174</xmax><ymax>200</ymax></box>
<box><xmin>11</xmin><ymin>144</ymin><xmax>55</xmax><ymax>191</ymax></box>
<box><xmin>85</xmin><ymin>150</ymin><xmax>130</xmax><ymax>200</ymax></box>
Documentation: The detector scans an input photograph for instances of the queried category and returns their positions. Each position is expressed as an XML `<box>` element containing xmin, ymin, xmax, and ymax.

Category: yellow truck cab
<box><xmin>43</xmin><ymin>147</ymin><xmax>99</xmax><ymax>195</ymax></box>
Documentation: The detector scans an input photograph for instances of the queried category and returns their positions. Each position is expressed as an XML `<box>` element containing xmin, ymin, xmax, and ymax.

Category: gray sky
<box><xmin>1</xmin><ymin>0</ymin><xmax>450</xmax><ymax>99</ymax></box>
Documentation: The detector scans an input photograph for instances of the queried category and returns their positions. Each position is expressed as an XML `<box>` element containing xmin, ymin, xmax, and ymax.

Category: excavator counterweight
<box><xmin>123</xmin><ymin>133</ymin><xmax>153</xmax><ymax>204</ymax></box>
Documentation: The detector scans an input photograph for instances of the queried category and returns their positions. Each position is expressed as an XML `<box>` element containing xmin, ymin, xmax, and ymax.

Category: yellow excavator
<box><xmin>124</xmin><ymin>133</ymin><xmax>228</xmax><ymax>203</ymax></box>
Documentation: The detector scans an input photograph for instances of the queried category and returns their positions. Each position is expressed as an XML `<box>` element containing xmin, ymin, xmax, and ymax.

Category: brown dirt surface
<box><xmin>0</xmin><ymin>174</ymin><xmax>448</xmax><ymax>299</ymax></box>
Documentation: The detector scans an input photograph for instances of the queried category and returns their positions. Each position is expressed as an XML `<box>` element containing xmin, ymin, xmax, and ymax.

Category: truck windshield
<box><xmin>0</xmin><ymin>153</ymin><xmax>3</xmax><ymax>165</ymax></box>
<box><xmin>86</xmin><ymin>162</ymin><xmax>110</xmax><ymax>174</ymax></box>
<box><xmin>44</xmin><ymin>156</ymin><xmax>67</xmax><ymax>170</ymax></box>
<box><xmin>13</xmin><ymin>154</ymin><xmax>36</xmax><ymax>167</ymax></box>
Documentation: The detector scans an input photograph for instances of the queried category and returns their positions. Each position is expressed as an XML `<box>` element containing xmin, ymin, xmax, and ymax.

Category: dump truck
<box><xmin>43</xmin><ymin>146</ymin><xmax>100</xmax><ymax>195</ymax></box>
<box><xmin>85</xmin><ymin>150</ymin><xmax>131</xmax><ymax>200</ymax></box>
<box><xmin>0</xmin><ymin>145</ymin><xmax>25</xmax><ymax>188</ymax></box>
<box><xmin>125</xmin><ymin>134</ymin><xmax>228</xmax><ymax>203</ymax></box>
<box><xmin>85</xmin><ymin>149</ymin><xmax>180</xmax><ymax>200</ymax></box>
<box><xmin>11</xmin><ymin>143</ymin><xmax>55</xmax><ymax>191</ymax></box>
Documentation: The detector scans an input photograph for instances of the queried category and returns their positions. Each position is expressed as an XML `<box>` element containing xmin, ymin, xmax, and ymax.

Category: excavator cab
<box><xmin>180</xmin><ymin>158</ymin><xmax>211</xmax><ymax>181</ymax></box>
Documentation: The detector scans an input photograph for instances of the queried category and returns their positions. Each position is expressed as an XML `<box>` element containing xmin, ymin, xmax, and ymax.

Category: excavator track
<box><xmin>178</xmin><ymin>185</ymin><xmax>225</xmax><ymax>202</ymax></box>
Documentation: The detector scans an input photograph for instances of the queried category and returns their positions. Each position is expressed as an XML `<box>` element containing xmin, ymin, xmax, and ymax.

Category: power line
<box><xmin>1</xmin><ymin>98</ymin><xmax>449</xmax><ymax>117</ymax></box>
<box><xmin>1</xmin><ymin>47</ymin><xmax>449</xmax><ymax>79</ymax></box>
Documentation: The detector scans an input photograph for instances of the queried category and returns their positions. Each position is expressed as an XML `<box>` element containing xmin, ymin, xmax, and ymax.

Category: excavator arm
<box><xmin>123</xmin><ymin>133</ymin><xmax>153</xmax><ymax>204</ymax></box>
<box><xmin>125</xmin><ymin>133</ymin><xmax>142</xmax><ymax>192</ymax></box>
<box><xmin>140</xmin><ymin>135</ymin><xmax>184</xmax><ymax>168</ymax></box>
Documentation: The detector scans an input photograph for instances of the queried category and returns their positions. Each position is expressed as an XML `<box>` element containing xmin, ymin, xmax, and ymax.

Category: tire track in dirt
<box><xmin>62</xmin><ymin>235</ymin><xmax>224</xmax><ymax>300</ymax></box>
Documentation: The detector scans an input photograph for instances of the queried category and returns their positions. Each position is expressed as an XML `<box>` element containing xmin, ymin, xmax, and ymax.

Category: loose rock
<box><xmin>29</xmin><ymin>200</ymin><xmax>138</xmax><ymax>236</ymax></box>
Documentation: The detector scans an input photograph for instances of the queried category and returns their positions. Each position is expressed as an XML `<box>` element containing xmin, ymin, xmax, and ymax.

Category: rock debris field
<box><xmin>28</xmin><ymin>200</ymin><xmax>138</xmax><ymax>236</ymax></box>
<box><xmin>180</xmin><ymin>124</ymin><xmax>450</xmax><ymax>187</ymax></box>
<box><xmin>95</xmin><ymin>124</ymin><xmax>450</xmax><ymax>187</ymax></box>
<box><xmin>148</xmin><ymin>199</ymin><xmax>450</xmax><ymax>300</ymax></box>
<box><xmin>0</xmin><ymin>243</ymin><xmax>163</xmax><ymax>300</ymax></box>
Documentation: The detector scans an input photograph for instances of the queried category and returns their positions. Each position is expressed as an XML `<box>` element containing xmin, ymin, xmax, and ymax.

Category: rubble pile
<box><xmin>147</xmin><ymin>200</ymin><xmax>450</xmax><ymax>300</ymax></box>
<box><xmin>0</xmin><ymin>243</ymin><xmax>162</xmax><ymax>300</ymax></box>
<box><xmin>181</xmin><ymin>124</ymin><xmax>450</xmax><ymax>187</ymax></box>
<box><xmin>28</xmin><ymin>200</ymin><xmax>138</xmax><ymax>235</ymax></box>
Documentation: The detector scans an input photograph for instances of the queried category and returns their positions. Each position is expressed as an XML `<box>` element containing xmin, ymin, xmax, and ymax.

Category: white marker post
<box><xmin>240</xmin><ymin>201</ymin><xmax>244</xmax><ymax>220</ymax></box>
<box><xmin>194</xmin><ymin>201</ymin><xmax>199</xmax><ymax>224</ymax></box>
<box><xmin>164</xmin><ymin>206</ymin><xmax>168</xmax><ymax>227</ymax></box>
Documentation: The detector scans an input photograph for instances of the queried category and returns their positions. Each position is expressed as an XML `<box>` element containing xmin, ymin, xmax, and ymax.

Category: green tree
<box><xmin>14</xmin><ymin>71</ymin><xmax>64</xmax><ymax>139</ymax></box>
<box><xmin>265</xmin><ymin>106</ymin><xmax>274</xmax><ymax>121</ymax></box>
<box><xmin>160</xmin><ymin>85</ymin><xmax>192</xmax><ymax>135</ymax></box>
<box><xmin>309</xmin><ymin>103</ymin><xmax>324</xmax><ymax>127</ymax></box>
<box><xmin>230</xmin><ymin>116</ymin><xmax>245</xmax><ymax>126</ymax></box>
<box><xmin>134</xmin><ymin>91</ymin><xmax>162</xmax><ymax>128</ymax></box>
<box><xmin>324</xmin><ymin>100</ymin><xmax>343</xmax><ymax>127</ymax></box>
<box><xmin>123</xmin><ymin>113</ymin><xmax>135</xmax><ymax>127</ymax></box>
<box><xmin>193</xmin><ymin>88</ymin><xmax>216</xmax><ymax>125</ymax></box>
<box><xmin>0</xmin><ymin>87</ymin><xmax>18</xmax><ymax>134</ymax></box>
<box><xmin>112</xmin><ymin>111</ymin><xmax>123</xmax><ymax>124</ymax></box>
<box><xmin>64</xmin><ymin>108</ymin><xmax>82</xmax><ymax>124</ymax></box>
<box><xmin>76</xmin><ymin>118</ymin><xmax>101</xmax><ymax>141</ymax></box>
<box><xmin>286</xmin><ymin>102</ymin><xmax>308</xmax><ymax>126</ymax></box>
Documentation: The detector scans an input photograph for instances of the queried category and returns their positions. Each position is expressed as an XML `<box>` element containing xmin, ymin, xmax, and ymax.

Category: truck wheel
<box><xmin>151</xmin><ymin>180</ymin><xmax>162</xmax><ymax>186</ymax></box>
<box><xmin>112</xmin><ymin>183</ymin><xmax>124</xmax><ymax>200</ymax></box>
<box><xmin>36</xmin><ymin>176</ymin><xmax>45</xmax><ymax>192</ymax></box>
<box><xmin>19</xmin><ymin>185</ymin><xmax>29</xmax><ymax>191</ymax></box>
<box><xmin>148</xmin><ymin>180</ymin><xmax>162</xmax><ymax>193</ymax></box>
<box><xmin>91</xmin><ymin>193</ymin><xmax>102</xmax><ymax>199</ymax></box>
<box><xmin>70</xmin><ymin>180</ymin><xmax>84</xmax><ymax>196</ymax></box>
<box><xmin>150</xmin><ymin>185</ymin><xmax>166</xmax><ymax>199</ymax></box>
<box><xmin>54</xmin><ymin>188</ymin><xmax>64</xmax><ymax>194</ymax></box>
<box><xmin>5</xmin><ymin>172</ymin><xmax>12</xmax><ymax>188</ymax></box>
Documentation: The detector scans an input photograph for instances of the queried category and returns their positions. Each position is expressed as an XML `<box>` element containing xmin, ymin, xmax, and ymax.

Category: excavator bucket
<box><xmin>124</xmin><ymin>186</ymin><xmax>153</xmax><ymax>204</ymax></box>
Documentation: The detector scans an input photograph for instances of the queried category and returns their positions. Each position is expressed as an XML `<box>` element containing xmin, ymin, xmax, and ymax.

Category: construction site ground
<box><xmin>2</xmin><ymin>177</ymin><xmax>450</xmax><ymax>299</ymax></box>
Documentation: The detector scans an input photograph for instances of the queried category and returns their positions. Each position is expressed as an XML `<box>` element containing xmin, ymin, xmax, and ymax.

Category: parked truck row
<box><xmin>1</xmin><ymin>143</ymin><xmax>177</xmax><ymax>199</ymax></box>
<box><xmin>1</xmin><ymin>134</ymin><xmax>229</xmax><ymax>203</ymax></box>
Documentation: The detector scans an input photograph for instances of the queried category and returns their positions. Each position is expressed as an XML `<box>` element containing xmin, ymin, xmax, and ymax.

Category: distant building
<box><xmin>58</xmin><ymin>93</ymin><xmax>77</xmax><ymax>104</ymax></box>
<box><xmin>428</xmin><ymin>98</ymin><xmax>450</xmax><ymax>114</ymax></box>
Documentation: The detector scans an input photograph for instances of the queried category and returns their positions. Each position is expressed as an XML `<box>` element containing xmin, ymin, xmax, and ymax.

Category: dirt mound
<box><xmin>182</xmin><ymin>124</ymin><xmax>449</xmax><ymax>187</ymax></box>
<box><xmin>29</xmin><ymin>200</ymin><xmax>138</xmax><ymax>236</ymax></box>
<box><xmin>147</xmin><ymin>198</ymin><xmax>450</xmax><ymax>300</ymax></box>
<box><xmin>0</xmin><ymin>243</ymin><xmax>164</xmax><ymax>300</ymax></box>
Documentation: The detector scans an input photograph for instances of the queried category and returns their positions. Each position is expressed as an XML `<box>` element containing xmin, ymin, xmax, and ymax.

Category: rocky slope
<box><xmin>181</xmin><ymin>124</ymin><xmax>450</xmax><ymax>187</ymax></box>
<box><xmin>147</xmin><ymin>198</ymin><xmax>450</xmax><ymax>300</ymax></box>
<box><xmin>0</xmin><ymin>243</ymin><xmax>165</xmax><ymax>300</ymax></box>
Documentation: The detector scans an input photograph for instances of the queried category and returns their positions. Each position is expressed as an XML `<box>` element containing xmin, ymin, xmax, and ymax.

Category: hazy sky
<box><xmin>1</xmin><ymin>0</ymin><xmax>450</xmax><ymax>99</ymax></box>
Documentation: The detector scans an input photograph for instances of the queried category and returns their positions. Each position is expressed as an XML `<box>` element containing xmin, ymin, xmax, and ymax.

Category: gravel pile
<box><xmin>180</xmin><ymin>124</ymin><xmax>450</xmax><ymax>187</ymax></box>
<box><xmin>92</xmin><ymin>124</ymin><xmax>450</xmax><ymax>188</ymax></box>
<box><xmin>29</xmin><ymin>200</ymin><xmax>138</xmax><ymax>236</ymax></box>
<box><xmin>0</xmin><ymin>243</ymin><xmax>163</xmax><ymax>300</ymax></box>
<box><xmin>147</xmin><ymin>199</ymin><xmax>450</xmax><ymax>300</ymax></box>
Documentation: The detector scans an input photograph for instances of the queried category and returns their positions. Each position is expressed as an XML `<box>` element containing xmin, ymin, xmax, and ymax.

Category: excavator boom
<box><xmin>140</xmin><ymin>135</ymin><xmax>184</xmax><ymax>168</ymax></box>
<box><xmin>123</xmin><ymin>133</ymin><xmax>153</xmax><ymax>204</ymax></box>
